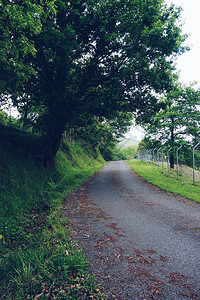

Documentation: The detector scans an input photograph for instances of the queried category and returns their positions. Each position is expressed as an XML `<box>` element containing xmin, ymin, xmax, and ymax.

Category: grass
<box><xmin>128</xmin><ymin>160</ymin><xmax>200</xmax><ymax>203</ymax></box>
<box><xmin>0</xmin><ymin>139</ymin><xmax>106</xmax><ymax>299</ymax></box>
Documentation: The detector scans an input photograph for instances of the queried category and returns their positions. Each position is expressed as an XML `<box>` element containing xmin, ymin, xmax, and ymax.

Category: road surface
<box><xmin>62</xmin><ymin>161</ymin><xmax>200</xmax><ymax>299</ymax></box>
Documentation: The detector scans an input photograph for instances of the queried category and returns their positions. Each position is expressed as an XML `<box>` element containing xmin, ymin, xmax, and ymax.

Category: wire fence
<box><xmin>137</xmin><ymin>143</ymin><xmax>200</xmax><ymax>185</ymax></box>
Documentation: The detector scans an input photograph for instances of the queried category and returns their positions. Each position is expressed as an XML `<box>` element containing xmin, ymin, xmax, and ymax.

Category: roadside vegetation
<box><xmin>1</xmin><ymin>0</ymin><xmax>199</xmax><ymax>297</ymax></box>
<box><xmin>119</xmin><ymin>146</ymin><xmax>137</xmax><ymax>160</ymax></box>
<box><xmin>0</xmin><ymin>133</ymin><xmax>106</xmax><ymax>299</ymax></box>
<box><xmin>128</xmin><ymin>160</ymin><xmax>200</xmax><ymax>203</ymax></box>
<box><xmin>1</xmin><ymin>0</ymin><xmax>187</xmax><ymax>165</ymax></box>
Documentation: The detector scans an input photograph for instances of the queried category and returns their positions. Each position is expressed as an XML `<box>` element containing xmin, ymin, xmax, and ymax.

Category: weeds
<box><xmin>0</xmin><ymin>141</ymin><xmax>106</xmax><ymax>299</ymax></box>
<box><xmin>1</xmin><ymin>214</ymin><xmax>104</xmax><ymax>299</ymax></box>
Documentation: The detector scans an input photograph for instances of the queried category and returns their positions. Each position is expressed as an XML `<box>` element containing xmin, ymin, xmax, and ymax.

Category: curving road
<box><xmin>62</xmin><ymin>161</ymin><xmax>200</xmax><ymax>299</ymax></box>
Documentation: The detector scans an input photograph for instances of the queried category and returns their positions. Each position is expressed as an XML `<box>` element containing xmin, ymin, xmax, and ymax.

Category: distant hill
<box><xmin>118</xmin><ymin>133</ymin><xmax>140</xmax><ymax>149</ymax></box>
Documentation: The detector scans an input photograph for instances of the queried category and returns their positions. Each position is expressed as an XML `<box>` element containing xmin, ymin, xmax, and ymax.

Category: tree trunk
<box><xmin>170</xmin><ymin>153</ymin><xmax>175</xmax><ymax>169</ymax></box>
<box><xmin>44</xmin><ymin>111</ymin><xmax>67</xmax><ymax>165</ymax></box>
<box><xmin>22</xmin><ymin>103</ymin><xmax>28</xmax><ymax>131</ymax></box>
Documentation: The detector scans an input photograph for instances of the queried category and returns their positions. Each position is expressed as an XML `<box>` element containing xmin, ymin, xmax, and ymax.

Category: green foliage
<box><xmin>0</xmin><ymin>123</ymin><xmax>50</xmax><ymax>163</ymax></box>
<box><xmin>1</xmin><ymin>216</ymin><xmax>104</xmax><ymax>299</ymax></box>
<box><xmin>0</xmin><ymin>145</ymin><xmax>48</xmax><ymax>220</ymax></box>
<box><xmin>129</xmin><ymin>160</ymin><xmax>200</xmax><ymax>203</ymax></box>
<box><xmin>120</xmin><ymin>146</ymin><xmax>137</xmax><ymax>160</ymax></box>
<box><xmin>137</xmin><ymin>137</ymin><xmax>155</xmax><ymax>151</ymax></box>
<box><xmin>0</xmin><ymin>0</ymin><xmax>56</xmax><ymax>91</ymax></box>
<box><xmin>0</xmin><ymin>136</ymin><xmax>104</xmax><ymax>220</ymax></box>
<box><xmin>63</xmin><ymin>117</ymin><xmax>133</xmax><ymax>161</ymax></box>
<box><xmin>138</xmin><ymin>83</ymin><xmax>200</xmax><ymax>168</ymax></box>
<box><xmin>100</xmin><ymin>145</ymin><xmax>137</xmax><ymax>161</ymax></box>
<box><xmin>101</xmin><ymin>145</ymin><xmax>123</xmax><ymax>161</ymax></box>
<box><xmin>0</xmin><ymin>0</ymin><xmax>187</xmax><ymax>162</ymax></box>
<box><xmin>0</xmin><ymin>110</ymin><xmax>9</xmax><ymax>126</ymax></box>
<box><xmin>139</xmin><ymin>83</ymin><xmax>200</xmax><ymax>146</ymax></box>
<box><xmin>0</xmin><ymin>110</ymin><xmax>21</xmax><ymax>128</ymax></box>
<box><xmin>0</xmin><ymin>139</ymin><xmax>106</xmax><ymax>299</ymax></box>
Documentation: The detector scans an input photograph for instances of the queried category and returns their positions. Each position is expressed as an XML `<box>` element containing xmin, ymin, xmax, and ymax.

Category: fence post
<box><xmin>150</xmin><ymin>149</ymin><xmax>153</xmax><ymax>165</ymax></box>
<box><xmin>147</xmin><ymin>150</ymin><xmax>150</xmax><ymax>164</ymax></box>
<box><xmin>141</xmin><ymin>150</ymin><xmax>145</xmax><ymax>161</ymax></box>
<box><xmin>153</xmin><ymin>147</ymin><xmax>157</xmax><ymax>167</ymax></box>
<box><xmin>167</xmin><ymin>147</ymin><xmax>172</xmax><ymax>176</ymax></box>
<box><xmin>157</xmin><ymin>147</ymin><xmax>162</xmax><ymax>170</ymax></box>
<box><xmin>176</xmin><ymin>145</ymin><xmax>183</xmax><ymax>180</ymax></box>
<box><xmin>193</xmin><ymin>142</ymin><xmax>200</xmax><ymax>185</ymax></box>
<box><xmin>146</xmin><ymin>150</ymin><xmax>149</xmax><ymax>165</ymax></box>
<box><xmin>162</xmin><ymin>147</ymin><xmax>166</xmax><ymax>173</ymax></box>
<box><xmin>145</xmin><ymin>150</ymin><xmax>148</xmax><ymax>164</ymax></box>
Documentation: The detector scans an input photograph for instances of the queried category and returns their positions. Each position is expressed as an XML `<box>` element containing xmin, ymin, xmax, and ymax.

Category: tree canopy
<box><xmin>138</xmin><ymin>82</ymin><xmax>200</xmax><ymax>167</ymax></box>
<box><xmin>0</xmin><ymin>0</ymin><xmax>187</xmax><ymax>162</ymax></box>
<box><xmin>139</xmin><ymin>83</ymin><xmax>200</xmax><ymax>143</ymax></box>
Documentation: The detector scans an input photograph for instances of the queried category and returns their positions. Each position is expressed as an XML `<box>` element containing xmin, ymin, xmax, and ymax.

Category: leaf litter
<box><xmin>61</xmin><ymin>177</ymin><xmax>199</xmax><ymax>299</ymax></box>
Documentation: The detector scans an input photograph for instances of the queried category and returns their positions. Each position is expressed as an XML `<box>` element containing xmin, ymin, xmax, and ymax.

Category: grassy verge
<box><xmin>0</xmin><ymin>141</ymin><xmax>106</xmax><ymax>299</ymax></box>
<box><xmin>128</xmin><ymin>160</ymin><xmax>200</xmax><ymax>203</ymax></box>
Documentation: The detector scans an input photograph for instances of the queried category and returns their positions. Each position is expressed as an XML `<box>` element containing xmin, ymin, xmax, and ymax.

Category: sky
<box><xmin>130</xmin><ymin>0</ymin><xmax>200</xmax><ymax>140</ymax></box>
<box><xmin>165</xmin><ymin>0</ymin><xmax>200</xmax><ymax>86</ymax></box>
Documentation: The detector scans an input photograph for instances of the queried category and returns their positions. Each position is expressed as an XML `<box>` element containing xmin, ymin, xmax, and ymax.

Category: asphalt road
<box><xmin>62</xmin><ymin>161</ymin><xmax>200</xmax><ymax>299</ymax></box>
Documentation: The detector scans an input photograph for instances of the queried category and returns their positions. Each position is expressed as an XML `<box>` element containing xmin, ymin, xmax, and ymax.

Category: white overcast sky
<box><xmin>165</xmin><ymin>0</ymin><xmax>200</xmax><ymax>86</ymax></box>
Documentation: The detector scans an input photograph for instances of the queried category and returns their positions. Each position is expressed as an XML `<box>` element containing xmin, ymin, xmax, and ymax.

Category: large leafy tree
<box><xmin>139</xmin><ymin>83</ymin><xmax>200</xmax><ymax>167</ymax></box>
<box><xmin>1</xmin><ymin>0</ymin><xmax>187</xmax><ymax>162</ymax></box>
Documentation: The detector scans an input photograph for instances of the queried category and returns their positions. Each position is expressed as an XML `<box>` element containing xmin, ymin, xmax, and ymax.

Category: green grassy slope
<box><xmin>0</xmin><ymin>141</ymin><xmax>106</xmax><ymax>299</ymax></box>
<box><xmin>128</xmin><ymin>160</ymin><xmax>200</xmax><ymax>203</ymax></box>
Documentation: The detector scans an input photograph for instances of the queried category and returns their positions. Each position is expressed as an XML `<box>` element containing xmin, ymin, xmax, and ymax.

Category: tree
<box><xmin>1</xmin><ymin>0</ymin><xmax>187</xmax><ymax>163</ymax></box>
<box><xmin>0</xmin><ymin>1</ymin><xmax>56</xmax><ymax>92</ymax></box>
<box><xmin>139</xmin><ymin>83</ymin><xmax>200</xmax><ymax>167</ymax></box>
